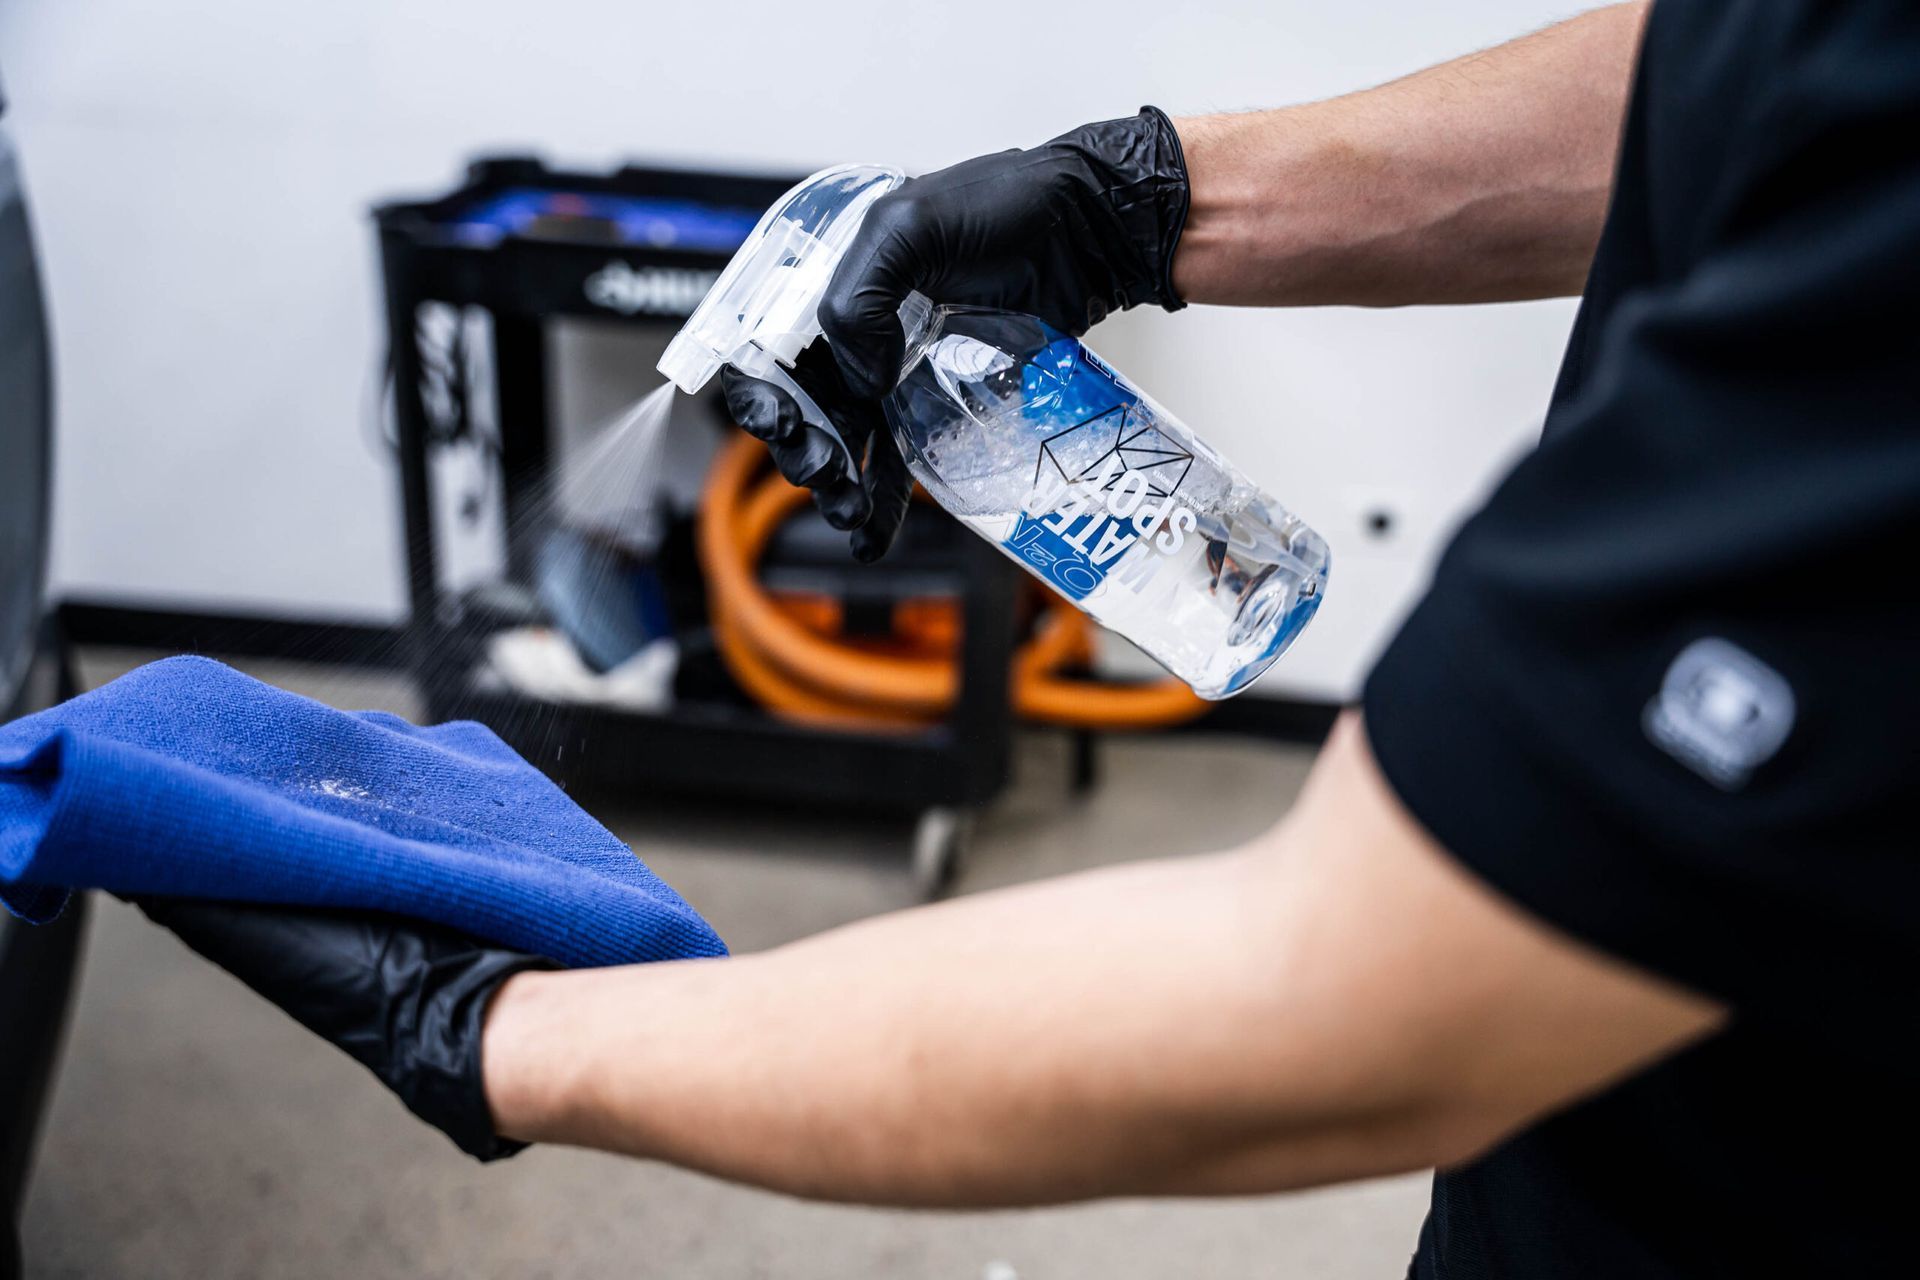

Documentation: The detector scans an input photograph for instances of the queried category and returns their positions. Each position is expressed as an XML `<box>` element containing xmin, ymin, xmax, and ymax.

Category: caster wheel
<box><xmin>911</xmin><ymin>807</ymin><xmax>972</xmax><ymax>899</ymax></box>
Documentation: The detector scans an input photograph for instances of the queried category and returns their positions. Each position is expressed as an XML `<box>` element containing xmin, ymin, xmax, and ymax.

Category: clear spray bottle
<box><xmin>659</xmin><ymin>165</ymin><xmax>1329</xmax><ymax>700</ymax></box>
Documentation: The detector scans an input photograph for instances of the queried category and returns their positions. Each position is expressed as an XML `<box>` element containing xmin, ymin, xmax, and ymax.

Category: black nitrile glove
<box><xmin>724</xmin><ymin>106</ymin><xmax>1190</xmax><ymax>561</ymax></box>
<box><xmin>136</xmin><ymin>897</ymin><xmax>554</xmax><ymax>1161</ymax></box>
<box><xmin>722</xmin><ymin>344</ymin><xmax>912</xmax><ymax>562</ymax></box>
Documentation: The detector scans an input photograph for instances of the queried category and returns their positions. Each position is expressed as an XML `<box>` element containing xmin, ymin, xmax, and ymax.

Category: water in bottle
<box><xmin>890</xmin><ymin>304</ymin><xmax>1326</xmax><ymax>697</ymax></box>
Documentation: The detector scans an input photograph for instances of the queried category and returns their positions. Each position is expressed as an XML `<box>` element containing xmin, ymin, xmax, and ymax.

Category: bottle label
<box><xmin>1003</xmin><ymin>401</ymin><xmax>1198</xmax><ymax>602</ymax></box>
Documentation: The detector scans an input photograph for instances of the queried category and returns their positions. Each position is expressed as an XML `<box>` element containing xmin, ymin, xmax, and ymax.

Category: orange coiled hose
<box><xmin>698</xmin><ymin>435</ymin><xmax>1210</xmax><ymax>730</ymax></box>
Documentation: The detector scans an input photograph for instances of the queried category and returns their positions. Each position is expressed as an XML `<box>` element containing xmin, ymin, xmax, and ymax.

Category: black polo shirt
<box><xmin>1364</xmin><ymin>2</ymin><xmax>1920</xmax><ymax>1275</ymax></box>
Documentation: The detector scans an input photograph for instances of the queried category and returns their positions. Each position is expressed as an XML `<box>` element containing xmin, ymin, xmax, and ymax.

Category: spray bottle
<box><xmin>659</xmin><ymin>165</ymin><xmax>1329</xmax><ymax>699</ymax></box>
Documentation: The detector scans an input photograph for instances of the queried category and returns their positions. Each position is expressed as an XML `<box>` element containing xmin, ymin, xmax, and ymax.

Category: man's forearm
<box><xmin>482</xmin><ymin>716</ymin><xmax>1719</xmax><ymax>1207</ymax></box>
<box><xmin>482</xmin><ymin>845</ymin><xmax>1443</xmax><ymax>1207</ymax></box>
<box><xmin>1173</xmin><ymin>3</ymin><xmax>1648</xmax><ymax>307</ymax></box>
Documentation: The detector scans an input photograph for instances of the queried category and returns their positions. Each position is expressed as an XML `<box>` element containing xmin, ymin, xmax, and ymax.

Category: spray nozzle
<box><xmin>658</xmin><ymin>164</ymin><xmax>908</xmax><ymax>396</ymax></box>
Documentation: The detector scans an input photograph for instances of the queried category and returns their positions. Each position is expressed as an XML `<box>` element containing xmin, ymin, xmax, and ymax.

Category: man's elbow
<box><xmin>1392</xmin><ymin>1093</ymin><xmax>1531</xmax><ymax>1173</ymax></box>
<box><xmin>1143</xmin><ymin>1093</ymin><xmax>1521</xmax><ymax>1198</ymax></box>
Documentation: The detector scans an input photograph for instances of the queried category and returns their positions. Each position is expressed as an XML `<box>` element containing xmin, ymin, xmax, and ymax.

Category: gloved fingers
<box><xmin>724</xmin><ymin>352</ymin><xmax>871</xmax><ymax>493</ymax></box>
<box><xmin>767</xmin><ymin>423</ymin><xmax>850</xmax><ymax>490</ymax></box>
<box><xmin>786</xmin><ymin>342</ymin><xmax>875</xmax><ymax>437</ymax></box>
<box><xmin>810</xmin><ymin>471</ymin><xmax>873</xmax><ymax>532</ymax></box>
<box><xmin>818</xmin><ymin>187</ymin><xmax>930</xmax><ymax>399</ymax></box>
<box><xmin>852</xmin><ymin>429</ymin><xmax>913</xmax><ymax>563</ymax></box>
<box><xmin>132</xmin><ymin>895</ymin><xmax>551</xmax><ymax>1163</ymax></box>
<box><xmin>718</xmin><ymin>343</ymin><xmax>904</xmax><ymax>546</ymax></box>
<box><xmin>720</xmin><ymin>366</ymin><xmax>804</xmax><ymax>445</ymax></box>
<box><xmin>783</xmin><ymin>342</ymin><xmax>904</xmax><ymax>551</ymax></box>
<box><xmin>134</xmin><ymin>897</ymin><xmax>384</xmax><ymax>1019</ymax></box>
<box><xmin>721</xmin><ymin>372</ymin><xmax>851</xmax><ymax>490</ymax></box>
<box><xmin>133</xmin><ymin>897</ymin><xmax>530</xmax><ymax>1040</ymax></box>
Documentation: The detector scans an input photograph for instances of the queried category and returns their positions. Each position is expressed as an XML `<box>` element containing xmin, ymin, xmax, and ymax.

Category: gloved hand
<box><xmin>136</xmin><ymin>897</ymin><xmax>554</xmax><ymax>1161</ymax></box>
<box><xmin>722</xmin><ymin>342</ymin><xmax>909</xmax><ymax>562</ymax></box>
<box><xmin>723</xmin><ymin>106</ymin><xmax>1191</xmax><ymax>561</ymax></box>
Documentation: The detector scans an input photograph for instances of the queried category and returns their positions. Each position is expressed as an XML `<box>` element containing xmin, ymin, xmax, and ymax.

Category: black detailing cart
<box><xmin>372</xmin><ymin>156</ymin><xmax>1027</xmax><ymax>889</ymax></box>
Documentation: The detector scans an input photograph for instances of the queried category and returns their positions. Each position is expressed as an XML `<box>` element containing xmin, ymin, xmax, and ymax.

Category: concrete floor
<box><xmin>21</xmin><ymin>653</ymin><xmax>1428</xmax><ymax>1278</ymax></box>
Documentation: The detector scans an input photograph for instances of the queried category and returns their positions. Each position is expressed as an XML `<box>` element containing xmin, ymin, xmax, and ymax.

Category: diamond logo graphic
<box><xmin>1033</xmin><ymin>403</ymin><xmax>1194</xmax><ymax>503</ymax></box>
<box><xmin>1006</xmin><ymin>398</ymin><xmax>1197</xmax><ymax>602</ymax></box>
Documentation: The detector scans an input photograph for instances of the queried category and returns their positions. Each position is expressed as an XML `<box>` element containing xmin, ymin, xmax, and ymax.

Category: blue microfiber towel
<box><xmin>0</xmin><ymin>655</ymin><xmax>725</xmax><ymax>967</ymax></box>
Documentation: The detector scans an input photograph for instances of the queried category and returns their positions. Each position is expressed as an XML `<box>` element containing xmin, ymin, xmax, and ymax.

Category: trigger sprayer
<box><xmin>657</xmin><ymin>164</ymin><xmax>907</xmax><ymax>486</ymax></box>
<box><xmin>661</xmin><ymin>166</ymin><xmax>1330</xmax><ymax>700</ymax></box>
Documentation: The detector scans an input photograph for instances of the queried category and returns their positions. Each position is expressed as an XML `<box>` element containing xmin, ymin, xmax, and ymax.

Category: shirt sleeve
<box><xmin>1362</xmin><ymin>4</ymin><xmax>1920</xmax><ymax>1057</ymax></box>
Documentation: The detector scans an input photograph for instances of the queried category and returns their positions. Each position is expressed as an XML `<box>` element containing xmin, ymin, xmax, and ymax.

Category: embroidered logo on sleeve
<box><xmin>1643</xmin><ymin>637</ymin><xmax>1795</xmax><ymax>790</ymax></box>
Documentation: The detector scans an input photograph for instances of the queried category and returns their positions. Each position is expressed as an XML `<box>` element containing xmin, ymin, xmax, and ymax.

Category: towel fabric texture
<box><xmin>0</xmin><ymin>656</ymin><xmax>724</xmax><ymax>967</ymax></box>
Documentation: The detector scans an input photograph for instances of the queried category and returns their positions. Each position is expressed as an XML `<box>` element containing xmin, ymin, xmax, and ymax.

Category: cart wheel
<box><xmin>911</xmin><ymin>807</ymin><xmax>971</xmax><ymax>899</ymax></box>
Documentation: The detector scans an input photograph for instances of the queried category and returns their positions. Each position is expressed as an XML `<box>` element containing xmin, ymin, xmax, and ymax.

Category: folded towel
<box><xmin>0</xmin><ymin>656</ymin><xmax>724</xmax><ymax>967</ymax></box>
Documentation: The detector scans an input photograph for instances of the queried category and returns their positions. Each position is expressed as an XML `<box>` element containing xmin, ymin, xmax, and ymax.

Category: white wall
<box><xmin>0</xmin><ymin>0</ymin><xmax>1584</xmax><ymax>700</ymax></box>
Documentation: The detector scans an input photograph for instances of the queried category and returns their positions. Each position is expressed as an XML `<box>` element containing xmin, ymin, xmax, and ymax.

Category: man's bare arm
<box><xmin>481</xmin><ymin>712</ymin><xmax>1721</xmax><ymax>1207</ymax></box>
<box><xmin>1174</xmin><ymin>3</ymin><xmax>1649</xmax><ymax>308</ymax></box>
